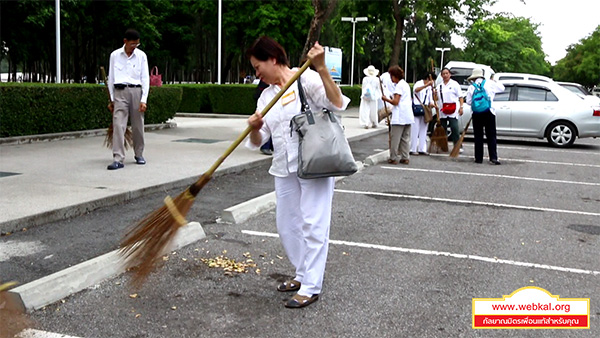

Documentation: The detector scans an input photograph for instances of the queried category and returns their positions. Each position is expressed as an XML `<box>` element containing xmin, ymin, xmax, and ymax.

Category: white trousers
<box><xmin>410</xmin><ymin>116</ymin><xmax>428</xmax><ymax>153</ymax></box>
<box><xmin>274</xmin><ymin>174</ymin><xmax>335</xmax><ymax>297</ymax></box>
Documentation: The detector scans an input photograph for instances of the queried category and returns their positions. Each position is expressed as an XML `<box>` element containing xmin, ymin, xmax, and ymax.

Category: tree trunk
<box><xmin>389</xmin><ymin>0</ymin><xmax>406</xmax><ymax>68</ymax></box>
<box><xmin>299</xmin><ymin>0</ymin><xmax>339</xmax><ymax>64</ymax></box>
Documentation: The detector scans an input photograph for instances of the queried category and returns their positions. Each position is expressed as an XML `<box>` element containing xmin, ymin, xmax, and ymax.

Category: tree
<box><xmin>553</xmin><ymin>25</ymin><xmax>600</xmax><ymax>88</ymax></box>
<box><xmin>463</xmin><ymin>14</ymin><xmax>550</xmax><ymax>75</ymax></box>
<box><xmin>299</xmin><ymin>0</ymin><xmax>339</xmax><ymax>64</ymax></box>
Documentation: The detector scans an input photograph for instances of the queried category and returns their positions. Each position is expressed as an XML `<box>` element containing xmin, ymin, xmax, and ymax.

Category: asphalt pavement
<box><xmin>2</xmin><ymin>109</ymin><xmax>600</xmax><ymax>337</ymax></box>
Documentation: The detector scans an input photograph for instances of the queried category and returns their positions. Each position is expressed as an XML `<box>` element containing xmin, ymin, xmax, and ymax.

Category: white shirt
<box><xmin>390</xmin><ymin>79</ymin><xmax>414</xmax><ymax>125</ymax></box>
<box><xmin>108</xmin><ymin>45</ymin><xmax>150</xmax><ymax>103</ymax></box>
<box><xmin>437</xmin><ymin>79</ymin><xmax>462</xmax><ymax>118</ymax></box>
<box><xmin>245</xmin><ymin>68</ymin><xmax>350</xmax><ymax>177</ymax></box>
<box><xmin>466</xmin><ymin>78</ymin><xmax>506</xmax><ymax>114</ymax></box>
<box><xmin>413</xmin><ymin>79</ymin><xmax>432</xmax><ymax>105</ymax></box>
<box><xmin>380</xmin><ymin>72</ymin><xmax>395</xmax><ymax>98</ymax></box>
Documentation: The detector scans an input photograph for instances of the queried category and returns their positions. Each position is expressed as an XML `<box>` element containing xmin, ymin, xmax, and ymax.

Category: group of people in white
<box><xmin>359</xmin><ymin>64</ymin><xmax>504</xmax><ymax>165</ymax></box>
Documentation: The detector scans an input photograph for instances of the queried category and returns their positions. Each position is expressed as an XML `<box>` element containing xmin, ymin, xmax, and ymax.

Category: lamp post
<box><xmin>402</xmin><ymin>37</ymin><xmax>416</xmax><ymax>77</ymax></box>
<box><xmin>341</xmin><ymin>16</ymin><xmax>368</xmax><ymax>86</ymax></box>
<box><xmin>435</xmin><ymin>47</ymin><xmax>450</xmax><ymax>70</ymax></box>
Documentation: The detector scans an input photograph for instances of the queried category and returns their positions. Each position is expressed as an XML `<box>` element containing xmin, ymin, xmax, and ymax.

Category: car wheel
<box><xmin>546</xmin><ymin>121</ymin><xmax>576</xmax><ymax>147</ymax></box>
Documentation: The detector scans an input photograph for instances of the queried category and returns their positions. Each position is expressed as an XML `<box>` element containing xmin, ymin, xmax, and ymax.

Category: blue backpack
<box><xmin>471</xmin><ymin>80</ymin><xmax>491</xmax><ymax>113</ymax></box>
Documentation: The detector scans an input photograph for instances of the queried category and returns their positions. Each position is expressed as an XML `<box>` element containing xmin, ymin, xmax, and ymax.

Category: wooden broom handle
<box><xmin>198</xmin><ymin>59</ymin><xmax>313</xmax><ymax>181</ymax></box>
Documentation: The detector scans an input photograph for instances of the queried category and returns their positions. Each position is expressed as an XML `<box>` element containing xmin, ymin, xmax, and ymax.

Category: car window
<box><xmin>516</xmin><ymin>86</ymin><xmax>557</xmax><ymax>101</ymax></box>
<box><xmin>497</xmin><ymin>76</ymin><xmax>523</xmax><ymax>81</ymax></box>
<box><xmin>495</xmin><ymin>86</ymin><xmax>511</xmax><ymax>101</ymax></box>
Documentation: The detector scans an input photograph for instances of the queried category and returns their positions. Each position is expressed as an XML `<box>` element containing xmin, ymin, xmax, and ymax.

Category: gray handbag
<box><xmin>290</xmin><ymin>76</ymin><xmax>358</xmax><ymax>179</ymax></box>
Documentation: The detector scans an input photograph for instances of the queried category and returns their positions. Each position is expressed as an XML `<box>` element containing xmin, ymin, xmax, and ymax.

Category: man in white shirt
<box><xmin>107</xmin><ymin>29</ymin><xmax>150</xmax><ymax>170</ymax></box>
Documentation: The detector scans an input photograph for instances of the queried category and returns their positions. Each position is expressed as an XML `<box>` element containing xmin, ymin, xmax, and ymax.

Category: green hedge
<box><xmin>0</xmin><ymin>83</ymin><xmax>181</xmax><ymax>137</ymax></box>
<box><xmin>0</xmin><ymin>82</ymin><xmax>358</xmax><ymax>137</ymax></box>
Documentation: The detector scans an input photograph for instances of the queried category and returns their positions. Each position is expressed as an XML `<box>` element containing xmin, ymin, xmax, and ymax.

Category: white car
<box><xmin>460</xmin><ymin>79</ymin><xmax>600</xmax><ymax>147</ymax></box>
<box><xmin>494</xmin><ymin>72</ymin><xmax>553</xmax><ymax>83</ymax></box>
<box><xmin>592</xmin><ymin>86</ymin><xmax>600</xmax><ymax>98</ymax></box>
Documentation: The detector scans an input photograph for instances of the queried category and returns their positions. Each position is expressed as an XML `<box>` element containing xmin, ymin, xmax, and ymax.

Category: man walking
<box><xmin>107</xmin><ymin>29</ymin><xmax>149</xmax><ymax>170</ymax></box>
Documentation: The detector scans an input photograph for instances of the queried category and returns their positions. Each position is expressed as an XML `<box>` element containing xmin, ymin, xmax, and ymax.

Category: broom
<box><xmin>101</xmin><ymin>67</ymin><xmax>134</xmax><ymax>150</ymax></box>
<box><xmin>428</xmin><ymin>75</ymin><xmax>449</xmax><ymax>153</ymax></box>
<box><xmin>377</xmin><ymin>75</ymin><xmax>391</xmax><ymax>150</ymax></box>
<box><xmin>120</xmin><ymin>60</ymin><xmax>313</xmax><ymax>287</ymax></box>
<box><xmin>0</xmin><ymin>281</ymin><xmax>33</xmax><ymax>337</ymax></box>
<box><xmin>450</xmin><ymin>116</ymin><xmax>472</xmax><ymax>157</ymax></box>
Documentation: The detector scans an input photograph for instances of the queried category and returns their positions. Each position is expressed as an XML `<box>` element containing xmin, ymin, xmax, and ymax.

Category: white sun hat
<box><xmin>363</xmin><ymin>65</ymin><xmax>379</xmax><ymax>77</ymax></box>
<box><xmin>468</xmin><ymin>68</ymin><xmax>485</xmax><ymax>81</ymax></box>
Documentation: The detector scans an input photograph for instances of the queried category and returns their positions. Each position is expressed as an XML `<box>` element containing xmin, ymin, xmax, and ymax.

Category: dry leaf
<box><xmin>129</xmin><ymin>294</ymin><xmax>138</xmax><ymax>299</ymax></box>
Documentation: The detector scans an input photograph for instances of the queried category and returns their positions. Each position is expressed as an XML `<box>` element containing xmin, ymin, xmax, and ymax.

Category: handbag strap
<box><xmin>296</xmin><ymin>75</ymin><xmax>315</xmax><ymax>124</ymax></box>
<box><xmin>439</xmin><ymin>84</ymin><xmax>444</xmax><ymax>103</ymax></box>
<box><xmin>151</xmin><ymin>66</ymin><xmax>158</xmax><ymax>75</ymax></box>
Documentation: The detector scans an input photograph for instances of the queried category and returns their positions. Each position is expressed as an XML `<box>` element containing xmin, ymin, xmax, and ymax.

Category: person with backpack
<box><xmin>465</xmin><ymin>69</ymin><xmax>505</xmax><ymax>165</ymax></box>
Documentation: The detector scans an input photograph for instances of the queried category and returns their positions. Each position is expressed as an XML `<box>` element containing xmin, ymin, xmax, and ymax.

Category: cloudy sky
<box><xmin>486</xmin><ymin>0</ymin><xmax>598</xmax><ymax>64</ymax></box>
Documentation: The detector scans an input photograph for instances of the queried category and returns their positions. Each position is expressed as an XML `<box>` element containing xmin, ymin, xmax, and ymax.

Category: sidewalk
<box><xmin>0</xmin><ymin>107</ymin><xmax>385</xmax><ymax>234</ymax></box>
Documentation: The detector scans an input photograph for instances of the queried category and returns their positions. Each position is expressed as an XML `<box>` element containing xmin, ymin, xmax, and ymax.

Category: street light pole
<box><xmin>402</xmin><ymin>37</ymin><xmax>416</xmax><ymax>77</ymax></box>
<box><xmin>341</xmin><ymin>16</ymin><xmax>368</xmax><ymax>86</ymax></box>
<box><xmin>435</xmin><ymin>47</ymin><xmax>450</xmax><ymax>70</ymax></box>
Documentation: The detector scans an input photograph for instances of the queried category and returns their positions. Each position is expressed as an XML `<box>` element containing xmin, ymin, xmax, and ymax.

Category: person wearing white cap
<box><xmin>465</xmin><ymin>68</ymin><xmax>505</xmax><ymax>164</ymax></box>
<box><xmin>359</xmin><ymin>65</ymin><xmax>382</xmax><ymax>128</ymax></box>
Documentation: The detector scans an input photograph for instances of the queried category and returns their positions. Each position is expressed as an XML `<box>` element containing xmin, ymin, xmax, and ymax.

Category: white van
<box><xmin>592</xmin><ymin>86</ymin><xmax>600</xmax><ymax>98</ymax></box>
<box><xmin>435</xmin><ymin>61</ymin><xmax>495</xmax><ymax>93</ymax></box>
<box><xmin>494</xmin><ymin>72</ymin><xmax>553</xmax><ymax>83</ymax></box>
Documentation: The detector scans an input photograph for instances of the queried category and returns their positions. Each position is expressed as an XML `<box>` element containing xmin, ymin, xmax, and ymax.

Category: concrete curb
<box><xmin>220</xmin><ymin>161</ymin><xmax>366</xmax><ymax>224</ymax></box>
<box><xmin>364</xmin><ymin>150</ymin><xmax>389</xmax><ymax>166</ymax></box>
<box><xmin>8</xmin><ymin>222</ymin><xmax>205</xmax><ymax>312</ymax></box>
<box><xmin>0</xmin><ymin>123</ymin><xmax>177</xmax><ymax>145</ymax></box>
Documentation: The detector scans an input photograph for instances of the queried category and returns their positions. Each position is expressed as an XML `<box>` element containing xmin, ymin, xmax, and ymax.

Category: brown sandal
<box><xmin>284</xmin><ymin>293</ymin><xmax>319</xmax><ymax>308</ymax></box>
<box><xmin>277</xmin><ymin>280</ymin><xmax>301</xmax><ymax>292</ymax></box>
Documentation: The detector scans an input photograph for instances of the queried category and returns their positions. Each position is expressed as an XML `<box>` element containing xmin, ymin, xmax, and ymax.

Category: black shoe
<box><xmin>474</xmin><ymin>159</ymin><xmax>483</xmax><ymax>164</ymax></box>
<box><xmin>260</xmin><ymin>149</ymin><xmax>273</xmax><ymax>156</ymax></box>
<box><xmin>134</xmin><ymin>156</ymin><xmax>146</xmax><ymax>165</ymax></box>
<box><xmin>107</xmin><ymin>161</ymin><xmax>124</xmax><ymax>170</ymax></box>
<box><xmin>489</xmin><ymin>159</ymin><xmax>501</xmax><ymax>165</ymax></box>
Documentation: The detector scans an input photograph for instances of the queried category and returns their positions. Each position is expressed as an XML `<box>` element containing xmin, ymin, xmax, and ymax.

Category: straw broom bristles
<box><xmin>450</xmin><ymin>116</ymin><xmax>472</xmax><ymax>157</ymax></box>
<box><xmin>100</xmin><ymin>67</ymin><xmax>134</xmax><ymax>150</ymax></box>
<box><xmin>0</xmin><ymin>281</ymin><xmax>33</xmax><ymax>338</ymax></box>
<box><xmin>119</xmin><ymin>60</ymin><xmax>313</xmax><ymax>287</ymax></box>
<box><xmin>428</xmin><ymin>74</ymin><xmax>448</xmax><ymax>153</ymax></box>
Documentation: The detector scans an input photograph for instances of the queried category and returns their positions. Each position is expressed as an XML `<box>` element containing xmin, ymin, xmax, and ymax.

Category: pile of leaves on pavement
<box><xmin>200</xmin><ymin>251</ymin><xmax>258</xmax><ymax>276</ymax></box>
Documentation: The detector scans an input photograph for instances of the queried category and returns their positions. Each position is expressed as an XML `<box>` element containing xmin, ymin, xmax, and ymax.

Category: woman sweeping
<box><xmin>246</xmin><ymin>36</ymin><xmax>350</xmax><ymax>308</ymax></box>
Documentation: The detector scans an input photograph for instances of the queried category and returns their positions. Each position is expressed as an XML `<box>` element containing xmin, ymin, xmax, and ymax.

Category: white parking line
<box><xmin>334</xmin><ymin>189</ymin><xmax>600</xmax><ymax>217</ymax></box>
<box><xmin>381</xmin><ymin>166</ymin><xmax>600</xmax><ymax>186</ymax></box>
<box><xmin>429</xmin><ymin>153</ymin><xmax>600</xmax><ymax>168</ymax></box>
<box><xmin>497</xmin><ymin>145</ymin><xmax>600</xmax><ymax>155</ymax></box>
<box><xmin>241</xmin><ymin>230</ymin><xmax>600</xmax><ymax>276</ymax></box>
<box><xmin>17</xmin><ymin>328</ymin><xmax>82</xmax><ymax>338</ymax></box>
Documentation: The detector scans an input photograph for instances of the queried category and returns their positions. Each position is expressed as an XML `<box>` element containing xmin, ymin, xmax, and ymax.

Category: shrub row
<box><xmin>0</xmin><ymin>83</ymin><xmax>182</xmax><ymax>137</ymax></box>
<box><xmin>0</xmin><ymin>83</ymin><xmax>361</xmax><ymax>137</ymax></box>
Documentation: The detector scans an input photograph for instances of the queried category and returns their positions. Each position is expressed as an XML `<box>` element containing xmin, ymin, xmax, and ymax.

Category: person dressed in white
<box><xmin>246</xmin><ymin>36</ymin><xmax>350</xmax><ymax>309</ymax></box>
<box><xmin>436</xmin><ymin>68</ymin><xmax>464</xmax><ymax>149</ymax></box>
<box><xmin>107</xmin><ymin>29</ymin><xmax>149</xmax><ymax>170</ymax></box>
<box><xmin>382</xmin><ymin>65</ymin><xmax>413</xmax><ymax>164</ymax></box>
<box><xmin>465</xmin><ymin>69</ymin><xmax>505</xmax><ymax>164</ymax></box>
<box><xmin>359</xmin><ymin>65</ymin><xmax>381</xmax><ymax>128</ymax></box>
<box><xmin>410</xmin><ymin>72</ymin><xmax>434</xmax><ymax>155</ymax></box>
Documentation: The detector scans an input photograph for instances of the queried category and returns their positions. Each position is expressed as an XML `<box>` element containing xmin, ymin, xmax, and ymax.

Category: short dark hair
<box><xmin>124</xmin><ymin>29</ymin><xmax>140</xmax><ymax>41</ymax></box>
<box><xmin>388</xmin><ymin>65</ymin><xmax>404</xmax><ymax>80</ymax></box>
<box><xmin>246</xmin><ymin>36</ymin><xmax>289</xmax><ymax>67</ymax></box>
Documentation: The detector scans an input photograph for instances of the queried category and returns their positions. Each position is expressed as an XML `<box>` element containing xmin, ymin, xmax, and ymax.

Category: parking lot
<box><xmin>23</xmin><ymin>136</ymin><xmax>600</xmax><ymax>337</ymax></box>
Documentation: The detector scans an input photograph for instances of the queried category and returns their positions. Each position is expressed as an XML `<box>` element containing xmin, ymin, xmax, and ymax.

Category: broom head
<box><xmin>429</xmin><ymin>123</ymin><xmax>449</xmax><ymax>153</ymax></box>
<box><xmin>1</xmin><ymin>281</ymin><xmax>33</xmax><ymax>337</ymax></box>
<box><xmin>104</xmin><ymin>124</ymin><xmax>134</xmax><ymax>150</ymax></box>
<box><xmin>119</xmin><ymin>174</ymin><xmax>211</xmax><ymax>287</ymax></box>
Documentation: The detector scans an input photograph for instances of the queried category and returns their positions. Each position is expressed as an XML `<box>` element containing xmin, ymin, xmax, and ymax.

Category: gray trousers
<box><xmin>112</xmin><ymin>87</ymin><xmax>144</xmax><ymax>162</ymax></box>
<box><xmin>390</xmin><ymin>124</ymin><xmax>411</xmax><ymax>161</ymax></box>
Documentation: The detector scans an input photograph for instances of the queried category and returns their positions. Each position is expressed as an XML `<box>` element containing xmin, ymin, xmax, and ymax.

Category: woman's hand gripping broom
<box><xmin>119</xmin><ymin>60</ymin><xmax>313</xmax><ymax>287</ymax></box>
<box><xmin>101</xmin><ymin>67</ymin><xmax>134</xmax><ymax>150</ymax></box>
